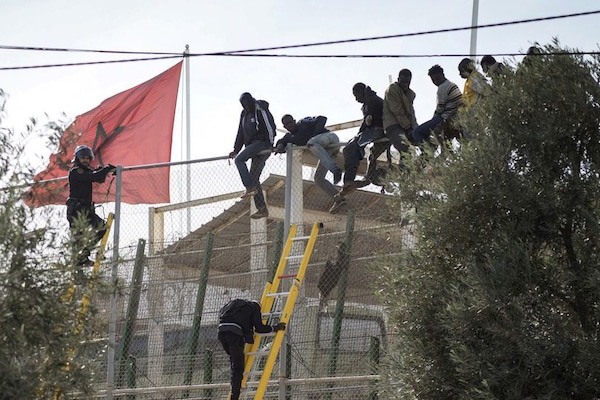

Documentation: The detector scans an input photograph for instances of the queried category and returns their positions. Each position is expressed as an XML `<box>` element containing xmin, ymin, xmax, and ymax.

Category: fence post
<box><xmin>203</xmin><ymin>349</ymin><xmax>213</xmax><ymax>400</ymax></box>
<box><xmin>182</xmin><ymin>232</ymin><xmax>214</xmax><ymax>398</ymax></box>
<box><xmin>326</xmin><ymin>211</ymin><xmax>355</xmax><ymax>400</ymax></box>
<box><xmin>117</xmin><ymin>239</ymin><xmax>146</xmax><ymax>388</ymax></box>
<box><xmin>369</xmin><ymin>337</ymin><xmax>380</xmax><ymax>400</ymax></box>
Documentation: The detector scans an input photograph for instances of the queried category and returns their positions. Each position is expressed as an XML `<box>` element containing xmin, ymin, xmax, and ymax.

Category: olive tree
<box><xmin>377</xmin><ymin>42</ymin><xmax>600</xmax><ymax>399</ymax></box>
<box><xmin>0</xmin><ymin>91</ymin><xmax>104</xmax><ymax>399</ymax></box>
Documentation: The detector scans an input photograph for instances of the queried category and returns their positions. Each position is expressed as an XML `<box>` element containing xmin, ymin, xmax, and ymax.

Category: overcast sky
<box><xmin>2</xmin><ymin>0</ymin><xmax>599</xmax><ymax>168</ymax></box>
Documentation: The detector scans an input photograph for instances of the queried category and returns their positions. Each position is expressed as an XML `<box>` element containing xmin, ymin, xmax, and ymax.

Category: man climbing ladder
<box><xmin>232</xmin><ymin>221</ymin><xmax>320</xmax><ymax>400</ymax></box>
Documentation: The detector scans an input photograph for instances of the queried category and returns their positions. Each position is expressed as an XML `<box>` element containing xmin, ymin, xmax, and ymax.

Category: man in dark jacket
<box><xmin>275</xmin><ymin>114</ymin><xmax>344</xmax><ymax>213</ymax></box>
<box><xmin>336</xmin><ymin>83</ymin><xmax>384</xmax><ymax>200</ymax></box>
<box><xmin>66</xmin><ymin>145</ymin><xmax>116</xmax><ymax>266</ymax></box>
<box><xmin>218</xmin><ymin>299</ymin><xmax>286</xmax><ymax>400</ymax></box>
<box><xmin>229</xmin><ymin>92</ymin><xmax>277</xmax><ymax>219</ymax></box>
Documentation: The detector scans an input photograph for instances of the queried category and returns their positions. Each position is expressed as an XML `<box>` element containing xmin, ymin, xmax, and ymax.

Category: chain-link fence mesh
<box><xmin>29</xmin><ymin>139</ymin><xmax>416</xmax><ymax>399</ymax></box>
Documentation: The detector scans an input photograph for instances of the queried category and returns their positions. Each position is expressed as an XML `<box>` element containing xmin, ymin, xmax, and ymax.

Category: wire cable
<box><xmin>0</xmin><ymin>44</ymin><xmax>181</xmax><ymax>56</ymax></box>
<box><xmin>1</xmin><ymin>10</ymin><xmax>598</xmax><ymax>70</ymax></box>
<box><xmin>0</xmin><ymin>55</ymin><xmax>183</xmax><ymax>71</ymax></box>
<box><xmin>211</xmin><ymin>51</ymin><xmax>600</xmax><ymax>59</ymax></box>
<box><xmin>1</xmin><ymin>10</ymin><xmax>598</xmax><ymax>58</ymax></box>
<box><xmin>202</xmin><ymin>9</ymin><xmax>600</xmax><ymax>55</ymax></box>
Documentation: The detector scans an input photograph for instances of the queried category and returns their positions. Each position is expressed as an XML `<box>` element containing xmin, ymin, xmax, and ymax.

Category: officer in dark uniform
<box><xmin>66</xmin><ymin>145</ymin><xmax>116</xmax><ymax>266</ymax></box>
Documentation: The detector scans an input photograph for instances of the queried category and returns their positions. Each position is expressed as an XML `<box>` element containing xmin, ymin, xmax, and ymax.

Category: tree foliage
<box><xmin>377</xmin><ymin>42</ymin><xmax>600</xmax><ymax>399</ymax></box>
<box><xmin>0</xmin><ymin>91</ymin><xmax>104</xmax><ymax>399</ymax></box>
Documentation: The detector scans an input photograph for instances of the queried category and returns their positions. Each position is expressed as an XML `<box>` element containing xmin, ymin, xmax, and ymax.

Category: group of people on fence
<box><xmin>228</xmin><ymin>54</ymin><xmax>512</xmax><ymax>218</ymax></box>
<box><xmin>63</xmin><ymin>49</ymin><xmax>538</xmax><ymax>399</ymax></box>
<box><xmin>65</xmin><ymin>52</ymin><xmax>516</xmax><ymax>265</ymax></box>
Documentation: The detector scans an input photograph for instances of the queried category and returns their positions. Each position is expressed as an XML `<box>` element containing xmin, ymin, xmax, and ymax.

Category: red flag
<box><xmin>24</xmin><ymin>61</ymin><xmax>183</xmax><ymax>207</ymax></box>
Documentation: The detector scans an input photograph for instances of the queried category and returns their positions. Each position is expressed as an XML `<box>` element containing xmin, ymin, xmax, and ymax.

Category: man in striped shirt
<box><xmin>412</xmin><ymin>64</ymin><xmax>462</xmax><ymax>144</ymax></box>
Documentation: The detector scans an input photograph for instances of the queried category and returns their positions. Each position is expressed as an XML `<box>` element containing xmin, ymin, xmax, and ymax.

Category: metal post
<box><xmin>280</xmin><ymin>144</ymin><xmax>294</xmax><ymax>400</ymax></box>
<box><xmin>117</xmin><ymin>239</ymin><xmax>146</xmax><ymax>388</ymax></box>
<box><xmin>183</xmin><ymin>232</ymin><xmax>214</xmax><ymax>398</ymax></box>
<box><xmin>184</xmin><ymin>45</ymin><xmax>192</xmax><ymax>234</ymax></box>
<box><xmin>470</xmin><ymin>0</ymin><xmax>480</xmax><ymax>59</ymax></box>
<box><xmin>286</xmin><ymin>342</ymin><xmax>292</xmax><ymax>400</ymax></box>
<box><xmin>326</xmin><ymin>211</ymin><xmax>355</xmax><ymax>400</ymax></box>
<box><xmin>125</xmin><ymin>355</ymin><xmax>136</xmax><ymax>400</ymax></box>
<box><xmin>203</xmin><ymin>349</ymin><xmax>213</xmax><ymax>400</ymax></box>
<box><xmin>369</xmin><ymin>337</ymin><xmax>380</xmax><ymax>400</ymax></box>
<box><xmin>284</xmin><ymin>143</ymin><xmax>293</xmax><ymax>239</ymax></box>
<box><xmin>107</xmin><ymin>165</ymin><xmax>123</xmax><ymax>400</ymax></box>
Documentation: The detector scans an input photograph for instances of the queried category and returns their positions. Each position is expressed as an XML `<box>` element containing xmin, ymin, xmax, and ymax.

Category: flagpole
<box><xmin>184</xmin><ymin>45</ymin><xmax>192</xmax><ymax>234</ymax></box>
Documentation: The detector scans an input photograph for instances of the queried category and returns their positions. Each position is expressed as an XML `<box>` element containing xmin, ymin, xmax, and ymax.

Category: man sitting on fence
<box><xmin>359</xmin><ymin>68</ymin><xmax>418</xmax><ymax>189</ymax></box>
<box><xmin>275</xmin><ymin>114</ymin><xmax>347</xmax><ymax>214</ymax></box>
<box><xmin>336</xmin><ymin>82</ymin><xmax>384</xmax><ymax>200</ymax></box>
<box><xmin>229</xmin><ymin>92</ymin><xmax>277</xmax><ymax>219</ymax></box>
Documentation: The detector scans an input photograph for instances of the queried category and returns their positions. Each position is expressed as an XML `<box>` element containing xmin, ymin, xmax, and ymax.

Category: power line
<box><xmin>2</xmin><ymin>10</ymin><xmax>599</xmax><ymax>57</ymax></box>
<box><xmin>2</xmin><ymin>49</ymin><xmax>597</xmax><ymax>71</ymax></box>
<box><xmin>0</xmin><ymin>44</ymin><xmax>181</xmax><ymax>56</ymax></box>
<box><xmin>1</xmin><ymin>9</ymin><xmax>598</xmax><ymax>70</ymax></box>
<box><xmin>207</xmin><ymin>9</ymin><xmax>600</xmax><ymax>55</ymax></box>
<box><xmin>212</xmin><ymin>51</ymin><xmax>600</xmax><ymax>59</ymax></box>
<box><xmin>0</xmin><ymin>55</ymin><xmax>183</xmax><ymax>71</ymax></box>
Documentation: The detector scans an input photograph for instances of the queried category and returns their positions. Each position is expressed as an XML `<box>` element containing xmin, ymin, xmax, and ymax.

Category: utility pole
<box><xmin>470</xmin><ymin>0</ymin><xmax>480</xmax><ymax>60</ymax></box>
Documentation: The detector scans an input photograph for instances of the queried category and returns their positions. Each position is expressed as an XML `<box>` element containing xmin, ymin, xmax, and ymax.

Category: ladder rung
<box><xmin>247</xmin><ymin>349</ymin><xmax>270</xmax><ymax>356</ymax></box>
<box><xmin>278</xmin><ymin>274</ymin><xmax>297</xmax><ymax>279</ymax></box>
<box><xmin>262</xmin><ymin>311</ymin><xmax>282</xmax><ymax>317</ymax></box>
<box><xmin>244</xmin><ymin>370</ymin><xmax>265</xmax><ymax>377</ymax></box>
<box><xmin>256</xmin><ymin>331</ymin><xmax>276</xmax><ymax>337</ymax></box>
<box><xmin>286</xmin><ymin>255</ymin><xmax>304</xmax><ymax>260</ymax></box>
<box><xmin>266</xmin><ymin>292</ymin><xmax>290</xmax><ymax>297</ymax></box>
<box><xmin>291</xmin><ymin>235</ymin><xmax>311</xmax><ymax>241</ymax></box>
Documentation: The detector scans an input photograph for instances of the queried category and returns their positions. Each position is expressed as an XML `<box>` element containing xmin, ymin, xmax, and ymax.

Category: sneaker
<box><xmin>77</xmin><ymin>257</ymin><xmax>95</xmax><ymax>267</ymax></box>
<box><xmin>333</xmin><ymin>170</ymin><xmax>342</xmax><ymax>185</ymax></box>
<box><xmin>355</xmin><ymin>178</ymin><xmax>370</xmax><ymax>188</ymax></box>
<box><xmin>250</xmin><ymin>207</ymin><xmax>269</xmax><ymax>219</ymax></box>
<box><xmin>336</xmin><ymin>182</ymin><xmax>357</xmax><ymax>199</ymax></box>
<box><xmin>318</xmin><ymin>292</ymin><xmax>329</xmax><ymax>312</ymax></box>
<box><xmin>241</xmin><ymin>187</ymin><xmax>259</xmax><ymax>198</ymax></box>
<box><xmin>329</xmin><ymin>198</ymin><xmax>347</xmax><ymax>214</ymax></box>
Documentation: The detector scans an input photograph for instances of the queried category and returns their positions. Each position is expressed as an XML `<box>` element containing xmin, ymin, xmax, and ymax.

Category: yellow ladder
<box><xmin>53</xmin><ymin>213</ymin><xmax>114</xmax><ymax>400</ymax></box>
<box><xmin>239</xmin><ymin>221</ymin><xmax>320</xmax><ymax>400</ymax></box>
<box><xmin>75</xmin><ymin>212</ymin><xmax>114</xmax><ymax>333</ymax></box>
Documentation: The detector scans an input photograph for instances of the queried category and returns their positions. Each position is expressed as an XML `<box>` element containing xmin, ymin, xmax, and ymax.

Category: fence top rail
<box><xmin>8</xmin><ymin>119</ymin><xmax>363</xmax><ymax>191</ymax></box>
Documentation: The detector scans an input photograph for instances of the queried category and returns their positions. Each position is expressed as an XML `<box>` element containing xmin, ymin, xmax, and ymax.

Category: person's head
<box><xmin>352</xmin><ymin>82</ymin><xmax>367</xmax><ymax>103</ymax></box>
<box><xmin>73</xmin><ymin>145</ymin><xmax>94</xmax><ymax>166</ymax></box>
<box><xmin>480</xmin><ymin>55</ymin><xmax>497</xmax><ymax>74</ymax></box>
<box><xmin>397</xmin><ymin>69</ymin><xmax>412</xmax><ymax>91</ymax></box>
<box><xmin>522</xmin><ymin>46</ymin><xmax>542</xmax><ymax>67</ymax></box>
<box><xmin>281</xmin><ymin>114</ymin><xmax>297</xmax><ymax>133</ymax></box>
<box><xmin>250</xmin><ymin>300</ymin><xmax>261</xmax><ymax>310</ymax></box>
<box><xmin>458</xmin><ymin>58</ymin><xmax>475</xmax><ymax>78</ymax></box>
<box><xmin>526</xmin><ymin>46</ymin><xmax>541</xmax><ymax>56</ymax></box>
<box><xmin>239</xmin><ymin>92</ymin><xmax>255</xmax><ymax>111</ymax></box>
<box><xmin>428</xmin><ymin>64</ymin><xmax>446</xmax><ymax>86</ymax></box>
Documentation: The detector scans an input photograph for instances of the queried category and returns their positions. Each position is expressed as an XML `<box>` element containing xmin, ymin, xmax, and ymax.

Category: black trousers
<box><xmin>218</xmin><ymin>331</ymin><xmax>245</xmax><ymax>400</ymax></box>
<box><xmin>342</xmin><ymin>137</ymin><xmax>364</xmax><ymax>183</ymax></box>
<box><xmin>368</xmin><ymin>124</ymin><xmax>411</xmax><ymax>179</ymax></box>
<box><xmin>67</xmin><ymin>204</ymin><xmax>106</xmax><ymax>260</ymax></box>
